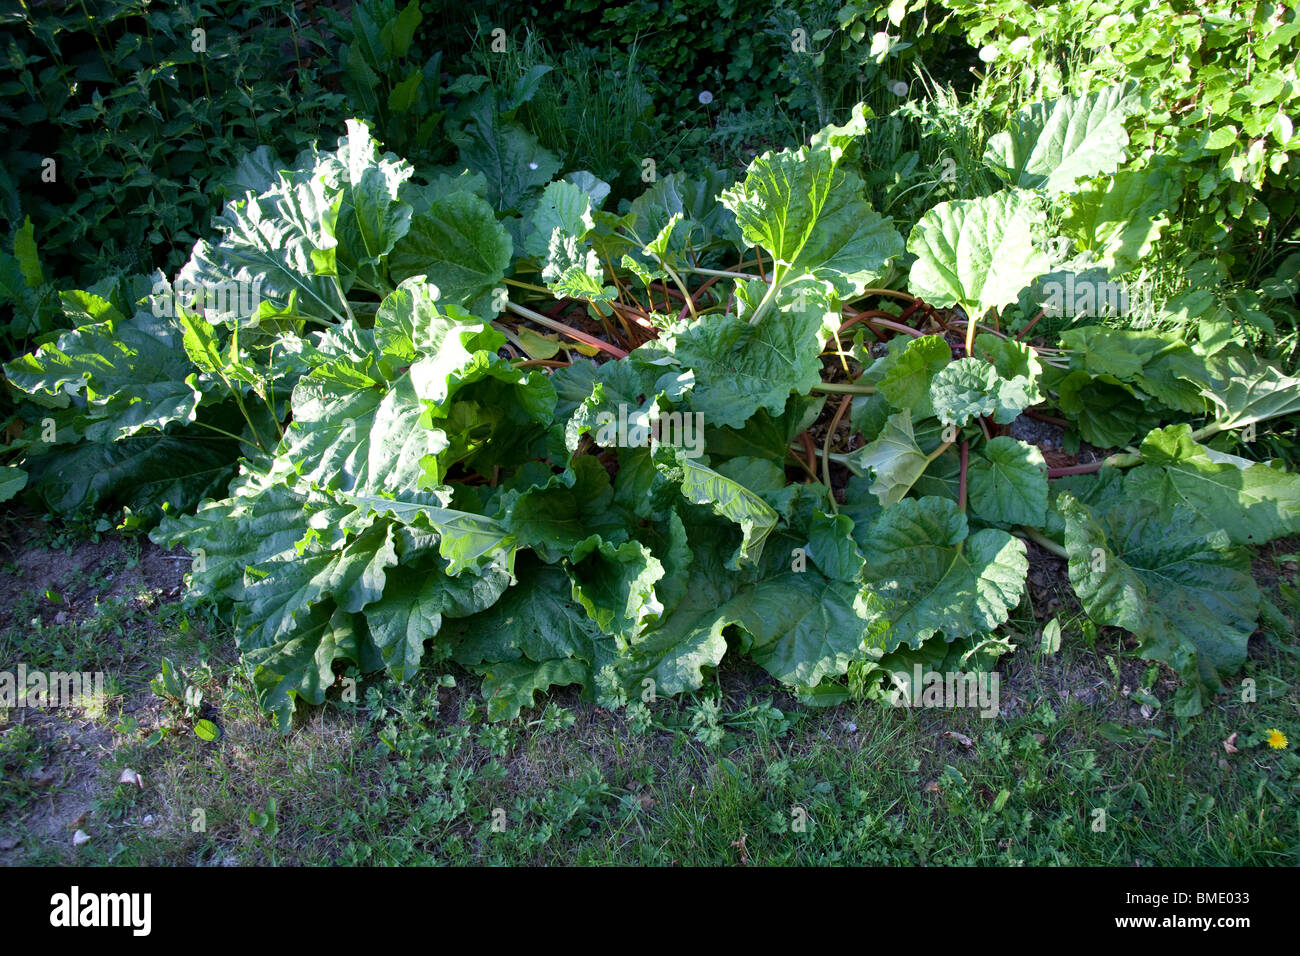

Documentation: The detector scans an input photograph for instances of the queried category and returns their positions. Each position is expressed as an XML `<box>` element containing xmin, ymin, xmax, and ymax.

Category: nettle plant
<box><xmin>6</xmin><ymin>92</ymin><xmax>1299</xmax><ymax>728</ymax></box>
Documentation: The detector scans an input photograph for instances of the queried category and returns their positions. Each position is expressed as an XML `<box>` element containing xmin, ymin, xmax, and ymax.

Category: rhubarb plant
<box><xmin>4</xmin><ymin>102</ymin><xmax>1298</xmax><ymax>728</ymax></box>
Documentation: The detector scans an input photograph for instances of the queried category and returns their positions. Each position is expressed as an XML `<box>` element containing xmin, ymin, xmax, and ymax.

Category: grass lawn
<box><xmin>1</xmin><ymin>519</ymin><xmax>1297</xmax><ymax>866</ymax></box>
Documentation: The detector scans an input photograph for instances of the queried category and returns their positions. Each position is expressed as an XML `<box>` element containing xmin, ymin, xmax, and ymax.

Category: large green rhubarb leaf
<box><xmin>504</xmin><ymin>456</ymin><xmax>629</xmax><ymax>561</ymax></box>
<box><xmin>861</xmin><ymin>496</ymin><xmax>1028</xmax><ymax>650</ymax></box>
<box><xmin>5</xmin><ymin>309</ymin><xmax>201</xmax><ymax>441</ymax></box>
<box><xmin>1125</xmin><ymin>425</ymin><xmax>1300</xmax><ymax>546</ymax></box>
<box><xmin>1061</xmin><ymin>169</ymin><xmax>1173</xmax><ymax>275</ymax></box>
<box><xmin>1201</xmin><ymin>346</ymin><xmax>1300</xmax><ymax>432</ymax></box>
<box><xmin>719</xmin><ymin>125</ymin><xmax>903</xmax><ymax>298</ymax></box>
<box><xmin>614</xmin><ymin>520</ymin><xmax>737</xmax><ymax>697</ymax></box>
<box><xmin>283</xmin><ymin>367</ymin><xmax>445</xmax><ymax>495</ymax></box>
<box><xmin>387</xmin><ymin>189</ymin><xmax>512</xmax><ymax>317</ymax></box>
<box><xmin>968</xmin><ymin>437</ymin><xmax>1048</xmax><ymax>526</ymax></box>
<box><xmin>24</xmin><ymin>432</ymin><xmax>238</xmax><ymax>519</ymax></box>
<box><xmin>244</xmin><ymin>604</ymin><xmax>357</xmax><ymax>731</ymax></box>
<box><xmin>179</xmin><ymin>171</ymin><xmax>345</xmax><ymax>324</ymax></box>
<box><xmin>1059</xmin><ymin>494</ymin><xmax>1260</xmax><ymax>716</ymax></box>
<box><xmin>318</xmin><ymin>119</ymin><xmax>414</xmax><ymax>272</ymax></box>
<box><xmin>1059</xmin><ymin>327</ymin><xmax>1211</xmax><ymax>414</ymax></box>
<box><xmin>450</xmin><ymin>91</ymin><xmax>561</xmax><ymax>214</ymax></box>
<box><xmin>523</xmin><ymin>179</ymin><xmax>597</xmax><ymax>260</ymax></box>
<box><xmin>363</xmin><ymin>559</ymin><xmax>510</xmax><ymax>681</ymax></box>
<box><xmin>731</xmin><ymin>526</ymin><xmax>885</xmax><ymax>687</ymax></box>
<box><xmin>876</xmin><ymin>335</ymin><xmax>952</xmax><ymax>410</ymax></box>
<box><xmin>242</xmin><ymin>518</ymin><xmax>397</xmax><ymax>647</ymax></box>
<box><xmin>846</xmin><ymin>409</ymin><xmax>930</xmax><ymax>507</ymax></box>
<box><xmin>445</xmin><ymin>559</ymin><xmax>608</xmax><ymax>719</ymax></box>
<box><xmin>155</xmin><ymin>473</ymin><xmax>324</xmax><ymax>603</ymax></box>
<box><xmin>0</xmin><ymin>466</ymin><xmax>27</xmax><ymax>503</ymax></box>
<box><xmin>568</xmin><ymin>537</ymin><xmax>666</xmax><ymax>639</ymax></box>
<box><xmin>655</xmin><ymin>446</ymin><xmax>778</xmax><ymax>570</ymax></box>
<box><xmin>1055</xmin><ymin>371</ymin><xmax>1160</xmax><ymax>447</ymax></box>
<box><xmin>984</xmin><ymin>84</ymin><xmax>1144</xmax><ymax>194</ymax></box>
<box><xmin>347</xmin><ymin>492</ymin><xmax>517</xmax><ymax>577</ymax></box>
<box><xmin>632</xmin><ymin>306</ymin><xmax>829</xmax><ymax>430</ymax></box>
<box><xmin>906</xmin><ymin>191</ymin><xmax>1051</xmax><ymax>319</ymax></box>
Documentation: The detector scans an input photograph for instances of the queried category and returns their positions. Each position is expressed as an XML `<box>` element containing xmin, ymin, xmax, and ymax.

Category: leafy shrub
<box><xmin>938</xmin><ymin>0</ymin><xmax>1300</xmax><ymax>346</ymax></box>
<box><xmin>515</xmin><ymin>0</ymin><xmax>971</xmax><ymax>146</ymax></box>
<box><xmin>4</xmin><ymin>5</ymin><xmax>1298</xmax><ymax>733</ymax></box>
<box><xmin>320</xmin><ymin>0</ymin><xmax>455</xmax><ymax>169</ymax></box>
<box><xmin>8</xmin><ymin>97</ymin><xmax>1294</xmax><ymax>728</ymax></box>
<box><xmin>0</xmin><ymin>0</ymin><xmax>346</xmax><ymax>288</ymax></box>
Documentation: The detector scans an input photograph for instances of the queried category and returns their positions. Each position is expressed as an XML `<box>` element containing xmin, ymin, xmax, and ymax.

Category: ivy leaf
<box><xmin>1059</xmin><ymin>494</ymin><xmax>1260</xmax><ymax>716</ymax></box>
<box><xmin>1125</xmin><ymin>425</ymin><xmax>1300</xmax><ymax>546</ymax></box>
<box><xmin>984</xmin><ymin>84</ymin><xmax>1144</xmax><ymax>194</ymax></box>
<box><xmin>906</xmin><ymin>191</ymin><xmax>1051</xmax><ymax>319</ymax></box>
<box><xmin>862</xmin><ymin>496</ymin><xmax>1028</xmax><ymax>650</ymax></box>
<box><xmin>968</xmin><ymin>437</ymin><xmax>1048</xmax><ymax>526</ymax></box>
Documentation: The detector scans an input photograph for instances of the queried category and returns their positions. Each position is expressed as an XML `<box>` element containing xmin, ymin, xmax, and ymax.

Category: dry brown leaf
<box><xmin>31</xmin><ymin>768</ymin><xmax>56</xmax><ymax>787</ymax></box>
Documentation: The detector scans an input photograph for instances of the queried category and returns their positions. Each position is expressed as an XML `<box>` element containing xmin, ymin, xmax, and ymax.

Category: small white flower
<box><xmin>888</xmin><ymin>80</ymin><xmax>908</xmax><ymax>97</ymax></box>
<box><xmin>698</xmin><ymin>90</ymin><xmax>713</xmax><ymax>105</ymax></box>
<box><xmin>528</xmin><ymin>161</ymin><xmax>539</xmax><ymax>170</ymax></box>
